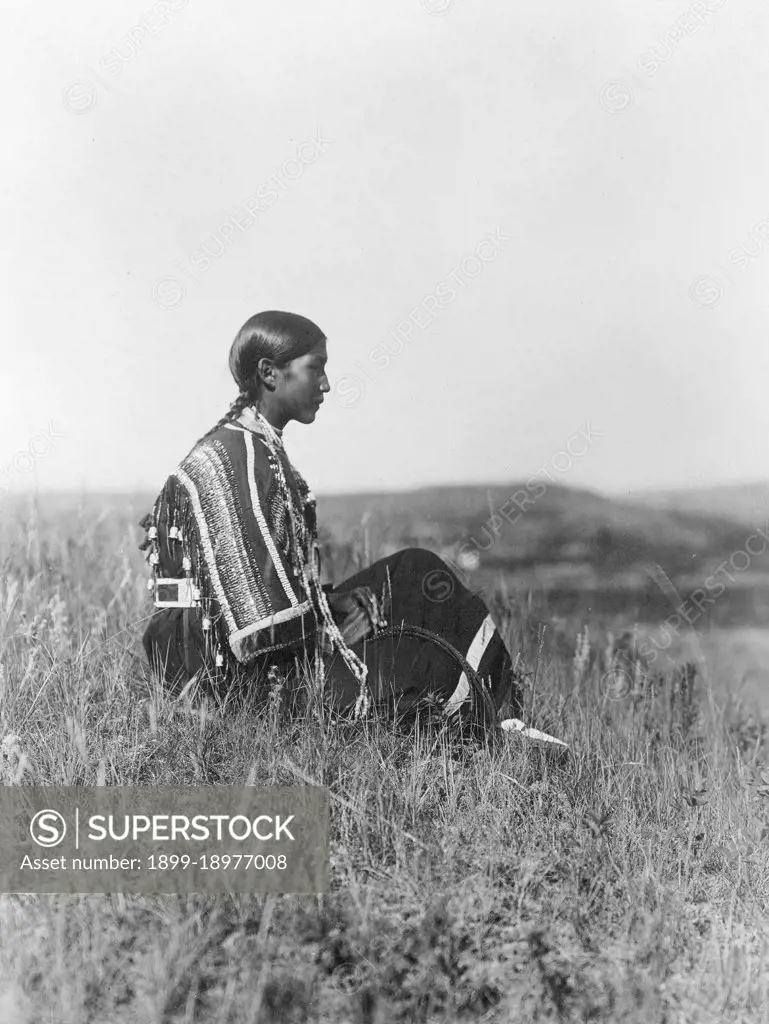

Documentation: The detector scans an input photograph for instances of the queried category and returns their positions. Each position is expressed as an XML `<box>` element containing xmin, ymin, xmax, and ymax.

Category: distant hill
<box><xmin>627</xmin><ymin>481</ymin><xmax>769</xmax><ymax>526</ymax></box>
<box><xmin>317</xmin><ymin>480</ymin><xmax>765</xmax><ymax>576</ymax></box>
<box><xmin>317</xmin><ymin>481</ymin><xmax>769</xmax><ymax>627</ymax></box>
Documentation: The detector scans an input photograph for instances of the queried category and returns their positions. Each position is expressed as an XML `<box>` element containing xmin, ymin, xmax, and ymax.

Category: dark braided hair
<box><xmin>189</xmin><ymin>392</ymin><xmax>251</xmax><ymax>451</ymax></box>
<box><xmin>191</xmin><ymin>310</ymin><xmax>327</xmax><ymax>450</ymax></box>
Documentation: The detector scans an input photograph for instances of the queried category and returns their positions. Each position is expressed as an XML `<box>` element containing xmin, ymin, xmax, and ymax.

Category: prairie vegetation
<box><xmin>0</xmin><ymin>493</ymin><xmax>767</xmax><ymax>1023</ymax></box>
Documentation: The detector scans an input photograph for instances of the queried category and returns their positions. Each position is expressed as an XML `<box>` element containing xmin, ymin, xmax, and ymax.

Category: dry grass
<box><xmin>0</xmin><ymin>495</ymin><xmax>768</xmax><ymax>1023</ymax></box>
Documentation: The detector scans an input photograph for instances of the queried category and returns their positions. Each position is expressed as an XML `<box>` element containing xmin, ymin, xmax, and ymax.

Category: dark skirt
<box><xmin>142</xmin><ymin>548</ymin><xmax>523</xmax><ymax>729</ymax></box>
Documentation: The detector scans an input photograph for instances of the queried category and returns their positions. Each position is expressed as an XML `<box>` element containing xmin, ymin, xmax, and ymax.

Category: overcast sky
<box><xmin>3</xmin><ymin>0</ymin><xmax>768</xmax><ymax>499</ymax></box>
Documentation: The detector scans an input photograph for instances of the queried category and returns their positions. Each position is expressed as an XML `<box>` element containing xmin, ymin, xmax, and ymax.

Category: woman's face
<box><xmin>274</xmin><ymin>339</ymin><xmax>330</xmax><ymax>425</ymax></box>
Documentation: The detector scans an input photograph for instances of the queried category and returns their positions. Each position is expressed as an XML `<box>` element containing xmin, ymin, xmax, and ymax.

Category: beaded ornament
<box><xmin>255</xmin><ymin>412</ymin><xmax>371</xmax><ymax>718</ymax></box>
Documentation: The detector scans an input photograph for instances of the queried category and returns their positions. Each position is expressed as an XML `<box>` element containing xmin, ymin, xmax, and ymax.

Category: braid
<box><xmin>190</xmin><ymin>392</ymin><xmax>252</xmax><ymax>451</ymax></box>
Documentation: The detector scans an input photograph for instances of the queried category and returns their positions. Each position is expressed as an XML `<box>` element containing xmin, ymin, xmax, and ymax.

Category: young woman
<box><xmin>139</xmin><ymin>311</ymin><xmax>565</xmax><ymax>746</ymax></box>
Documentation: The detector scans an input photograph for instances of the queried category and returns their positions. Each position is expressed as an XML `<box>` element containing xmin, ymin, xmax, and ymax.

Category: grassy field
<box><xmin>0</xmin><ymin>494</ymin><xmax>768</xmax><ymax>1022</ymax></box>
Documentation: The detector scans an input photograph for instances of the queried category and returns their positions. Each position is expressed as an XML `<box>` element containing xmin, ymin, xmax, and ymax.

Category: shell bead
<box><xmin>215</xmin><ymin>652</ymin><xmax>224</xmax><ymax>667</ymax></box>
<box><xmin>169</xmin><ymin>526</ymin><xmax>179</xmax><ymax>539</ymax></box>
<box><xmin>202</xmin><ymin>617</ymin><xmax>211</xmax><ymax>631</ymax></box>
<box><xmin>182</xmin><ymin>556</ymin><xmax>191</xmax><ymax>571</ymax></box>
<box><xmin>146</xmin><ymin>578</ymin><xmax>154</xmax><ymax>591</ymax></box>
<box><xmin>148</xmin><ymin>526</ymin><xmax>158</xmax><ymax>540</ymax></box>
<box><xmin>149</xmin><ymin>552</ymin><xmax>159</xmax><ymax>565</ymax></box>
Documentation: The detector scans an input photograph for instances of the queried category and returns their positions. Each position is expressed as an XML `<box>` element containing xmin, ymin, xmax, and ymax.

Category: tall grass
<box><xmin>0</xmin><ymin>495</ymin><xmax>767</xmax><ymax>1023</ymax></box>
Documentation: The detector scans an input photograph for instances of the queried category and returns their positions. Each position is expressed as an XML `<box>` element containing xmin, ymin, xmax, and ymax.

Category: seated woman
<box><xmin>139</xmin><ymin>310</ymin><xmax>565</xmax><ymax>747</ymax></box>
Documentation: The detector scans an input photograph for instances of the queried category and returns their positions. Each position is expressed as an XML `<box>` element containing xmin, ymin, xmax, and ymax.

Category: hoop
<box><xmin>364</xmin><ymin>623</ymin><xmax>500</xmax><ymax>726</ymax></box>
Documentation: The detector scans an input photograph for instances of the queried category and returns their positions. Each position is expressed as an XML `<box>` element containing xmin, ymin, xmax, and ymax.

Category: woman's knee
<box><xmin>391</xmin><ymin>547</ymin><xmax>449</xmax><ymax>577</ymax></box>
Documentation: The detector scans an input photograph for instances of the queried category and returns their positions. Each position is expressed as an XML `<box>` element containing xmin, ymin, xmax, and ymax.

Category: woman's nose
<box><xmin>320</xmin><ymin>374</ymin><xmax>330</xmax><ymax>393</ymax></box>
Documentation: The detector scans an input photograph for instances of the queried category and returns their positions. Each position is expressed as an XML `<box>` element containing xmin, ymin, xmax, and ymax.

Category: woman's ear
<box><xmin>256</xmin><ymin>356</ymin><xmax>278</xmax><ymax>392</ymax></box>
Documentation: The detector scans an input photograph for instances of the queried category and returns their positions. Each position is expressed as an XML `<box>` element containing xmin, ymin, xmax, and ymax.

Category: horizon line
<box><xmin>4</xmin><ymin>477</ymin><xmax>769</xmax><ymax>501</ymax></box>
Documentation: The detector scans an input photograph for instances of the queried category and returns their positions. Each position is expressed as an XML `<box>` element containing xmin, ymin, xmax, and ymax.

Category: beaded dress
<box><xmin>140</xmin><ymin>406</ymin><xmax>367</xmax><ymax>696</ymax></box>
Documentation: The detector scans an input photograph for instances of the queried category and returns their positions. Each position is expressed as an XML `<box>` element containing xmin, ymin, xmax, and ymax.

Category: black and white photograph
<box><xmin>2</xmin><ymin>0</ymin><xmax>768</xmax><ymax>1020</ymax></box>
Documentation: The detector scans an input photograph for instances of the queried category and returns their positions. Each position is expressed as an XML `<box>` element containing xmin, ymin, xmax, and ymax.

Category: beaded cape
<box><xmin>140</xmin><ymin>407</ymin><xmax>323</xmax><ymax>677</ymax></box>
